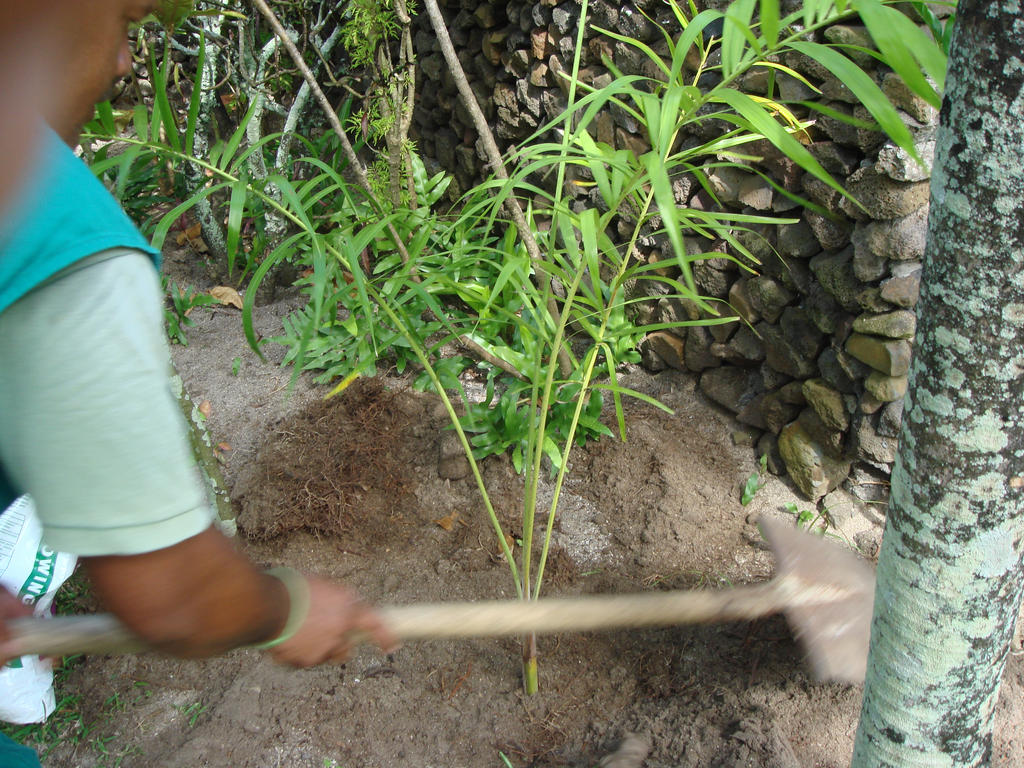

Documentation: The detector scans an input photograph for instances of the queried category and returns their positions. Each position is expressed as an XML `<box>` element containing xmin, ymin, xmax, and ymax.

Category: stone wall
<box><xmin>410</xmin><ymin>0</ymin><xmax>940</xmax><ymax>503</ymax></box>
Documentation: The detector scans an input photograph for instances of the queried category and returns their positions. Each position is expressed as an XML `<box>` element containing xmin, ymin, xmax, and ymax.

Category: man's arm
<box><xmin>82</xmin><ymin>526</ymin><xmax>289</xmax><ymax>657</ymax></box>
<box><xmin>0</xmin><ymin>525</ymin><xmax>396</xmax><ymax>665</ymax></box>
<box><xmin>82</xmin><ymin>525</ymin><xmax>396</xmax><ymax>665</ymax></box>
<box><xmin>0</xmin><ymin>252</ymin><xmax>395</xmax><ymax>666</ymax></box>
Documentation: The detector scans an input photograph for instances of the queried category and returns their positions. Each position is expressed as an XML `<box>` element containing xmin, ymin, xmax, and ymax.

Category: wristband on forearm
<box><xmin>251</xmin><ymin>567</ymin><xmax>311</xmax><ymax>650</ymax></box>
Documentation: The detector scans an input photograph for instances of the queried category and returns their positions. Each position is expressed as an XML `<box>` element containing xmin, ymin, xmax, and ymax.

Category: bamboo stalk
<box><xmin>523</xmin><ymin>632</ymin><xmax>539</xmax><ymax>695</ymax></box>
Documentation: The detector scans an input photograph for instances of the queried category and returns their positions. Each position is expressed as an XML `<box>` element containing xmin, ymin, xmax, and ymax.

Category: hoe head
<box><xmin>759</xmin><ymin>518</ymin><xmax>877</xmax><ymax>684</ymax></box>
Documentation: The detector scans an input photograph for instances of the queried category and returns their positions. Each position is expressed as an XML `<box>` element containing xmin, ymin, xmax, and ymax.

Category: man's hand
<box><xmin>0</xmin><ymin>585</ymin><xmax>32</xmax><ymax>665</ymax></box>
<box><xmin>84</xmin><ymin>527</ymin><xmax>397</xmax><ymax>664</ymax></box>
<box><xmin>268</xmin><ymin>576</ymin><xmax>397</xmax><ymax>667</ymax></box>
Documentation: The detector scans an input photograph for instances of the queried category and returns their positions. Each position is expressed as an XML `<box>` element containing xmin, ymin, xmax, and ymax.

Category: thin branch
<box><xmin>420</xmin><ymin>0</ymin><xmax>572</xmax><ymax>376</ymax></box>
<box><xmin>247</xmin><ymin>0</ymin><xmax>528</xmax><ymax>383</ymax></box>
<box><xmin>460</xmin><ymin>338</ymin><xmax>527</xmax><ymax>381</ymax></box>
<box><xmin>275</xmin><ymin>24</ymin><xmax>344</xmax><ymax>171</ymax></box>
<box><xmin>249</xmin><ymin>0</ymin><xmax>402</xmax><ymax>251</ymax></box>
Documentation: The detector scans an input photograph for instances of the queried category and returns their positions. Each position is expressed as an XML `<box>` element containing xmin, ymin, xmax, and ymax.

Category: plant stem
<box><xmin>371</xmin><ymin>299</ymin><xmax>522</xmax><ymax>596</ymax></box>
<box><xmin>522</xmin><ymin>221</ymin><xmax>590</xmax><ymax>600</ymax></box>
<box><xmin>532</xmin><ymin>347</ymin><xmax>600</xmax><ymax>599</ymax></box>
<box><xmin>522</xmin><ymin>632</ymin><xmax>538</xmax><ymax>695</ymax></box>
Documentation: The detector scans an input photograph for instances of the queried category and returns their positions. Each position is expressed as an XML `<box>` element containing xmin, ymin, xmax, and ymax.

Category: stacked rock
<box><xmin>409</xmin><ymin>0</ymin><xmax>941</xmax><ymax>502</ymax></box>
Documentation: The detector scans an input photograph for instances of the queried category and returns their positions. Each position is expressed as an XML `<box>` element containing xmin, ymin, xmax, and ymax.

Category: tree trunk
<box><xmin>851</xmin><ymin>2</ymin><xmax>1024</xmax><ymax>766</ymax></box>
<box><xmin>188</xmin><ymin>3</ymin><xmax>229</xmax><ymax>263</ymax></box>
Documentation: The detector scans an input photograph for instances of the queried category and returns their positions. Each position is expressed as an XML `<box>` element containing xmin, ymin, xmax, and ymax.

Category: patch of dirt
<box><xmin>35</xmin><ymin>262</ymin><xmax>1024</xmax><ymax>768</ymax></box>
<box><xmin>236</xmin><ymin>381</ymin><xmax>421</xmax><ymax>541</ymax></box>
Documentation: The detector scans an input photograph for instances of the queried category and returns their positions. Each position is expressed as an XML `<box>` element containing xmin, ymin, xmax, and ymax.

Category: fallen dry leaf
<box><xmin>433</xmin><ymin>513</ymin><xmax>459</xmax><ymax>531</ymax></box>
<box><xmin>198</xmin><ymin>400</ymin><xmax>212</xmax><ymax>419</ymax></box>
<box><xmin>176</xmin><ymin>222</ymin><xmax>202</xmax><ymax>246</ymax></box>
<box><xmin>217</xmin><ymin>442</ymin><xmax>232</xmax><ymax>452</ymax></box>
<box><xmin>210</xmin><ymin>286</ymin><xmax>244</xmax><ymax>310</ymax></box>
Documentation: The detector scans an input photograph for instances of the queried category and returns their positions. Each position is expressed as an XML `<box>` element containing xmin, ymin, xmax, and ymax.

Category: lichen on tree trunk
<box><xmin>852</xmin><ymin>2</ymin><xmax>1024</xmax><ymax>766</ymax></box>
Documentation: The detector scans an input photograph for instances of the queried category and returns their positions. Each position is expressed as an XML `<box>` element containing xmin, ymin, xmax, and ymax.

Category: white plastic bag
<box><xmin>0</xmin><ymin>495</ymin><xmax>77</xmax><ymax>724</ymax></box>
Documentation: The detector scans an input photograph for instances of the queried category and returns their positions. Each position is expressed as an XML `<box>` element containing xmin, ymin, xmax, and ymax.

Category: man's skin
<box><xmin>0</xmin><ymin>1</ymin><xmax>71</xmax><ymax>215</ymax></box>
<box><xmin>0</xmin><ymin>0</ymin><xmax>395</xmax><ymax>666</ymax></box>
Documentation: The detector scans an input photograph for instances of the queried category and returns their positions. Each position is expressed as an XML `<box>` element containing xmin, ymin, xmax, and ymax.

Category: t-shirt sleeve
<box><xmin>0</xmin><ymin>248</ymin><xmax>215</xmax><ymax>555</ymax></box>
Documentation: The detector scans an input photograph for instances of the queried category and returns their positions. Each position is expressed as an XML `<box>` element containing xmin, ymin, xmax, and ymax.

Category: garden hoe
<box><xmin>5</xmin><ymin>519</ymin><xmax>876</xmax><ymax>683</ymax></box>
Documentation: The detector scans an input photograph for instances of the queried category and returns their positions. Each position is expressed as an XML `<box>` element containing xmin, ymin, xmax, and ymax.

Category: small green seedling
<box><xmin>231</xmin><ymin>356</ymin><xmax>242</xmax><ymax>376</ymax></box>
<box><xmin>785</xmin><ymin>501</ymin><xmax>819</xmax><ymax>530</ymax></box>
<box><xmin>784</xmin><ymin>502</ymin><xmax>842</xmax><ymax>540</ymax></box>
<box><xmin>163</xmin><ymin>277</ymin><xmax>217</xmax><ymax>346</ymax></box>
<box><xmin>178</xmin><ymin>701</ymin><xmax>208</xmax><ymax>728</ymax></box>
<box><xmin>92</xmin><ymin>733</ymin><xmax>142</xmax><ymax>767</ymax></box>
<box><xmin>103</xmin><ymin>692</ymin><xmax>125</xmax><ymax>714</ymax></box>
<box><xmin>131</xmin><ymin>681</ymin><xmax>152</xmax><ymax>704</ymax></box>
<box><xmin>784</xmin><ymin>502</ymin><xmax>855</xmax><ymax>548</ymax></box>
<box><xmin>740</xmin><ymin>454</ymin><xmax>769</xmax><ymax>506</ymax></box>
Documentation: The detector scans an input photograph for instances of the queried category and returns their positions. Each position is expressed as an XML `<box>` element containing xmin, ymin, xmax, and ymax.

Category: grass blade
<box><xmin>854</xmin><ymin>0</ymin><xmax>945</xmax><ymax>106</ymax></box>
<box><xmin>95</xmin><ymin>101</ymin><xmax>116</xmax><ymax>135</ymax></box>
<box><xmin>225</xmin><ymin>177</ymin><xmax>247</xmax><ymax>276</ymax></box>
<box><xmin>722</xmin><ymin>0</ymin><xmax>758</xmax><ymax>76</ymax></box>
<box><xmin>712</xmin><ymin>88</ymin><xmax>843</xmax><ymax>198</ymax></box>
<box><xmin>218</xmin><ymin>100</ymin><xmax>258</xmax><ymax>172</ymax></box>
<box><xmin>759</xmin><ymin>0</ymin><xmax>780</xmax><ymax>48</ymax></box>
<box><xmin>242</xmin><ymin>232</ymin><xmax>305</xmax><ymax>359</ymax></box>
<box><xmin>149</xmin><ymin>48</ymin><xmax>181</xmax><ymax>153</ymax></box>
<box><xmin>113</xmin><ymin>144</ymin><xmax>144</xmax><ymax>202</ymax></box>
<box><xmin>790</xmin><ymin>40</ymin><xmax>918</xmax><ymax>161</ymax></box>
<box><xmin>151</xmin><ymin>182</ymin><xmax>228</xmax><ymax>251</ymax></box>
<box><xmin>673</xmin><ymin>10</ymin><xmax>724</xmax><ymax>83</ymax></box>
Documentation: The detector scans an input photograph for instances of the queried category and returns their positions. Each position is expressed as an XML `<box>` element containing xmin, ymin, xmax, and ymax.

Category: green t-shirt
<box><xmin>0</xmin><ymin>127</ymin><xmax>159</xmax><ymax>512</ymax></box>
<box><xmin>0</xmin><ymin>129</ymin><xmax>213</xmax><ymax>555</ymax></box>
<box><xmin>0</xmin><ymin>126</ymin><xmax>159</xmax><ymax>314</ymax></box>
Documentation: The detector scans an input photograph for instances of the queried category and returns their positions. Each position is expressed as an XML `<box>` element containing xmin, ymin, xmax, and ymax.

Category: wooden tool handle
<box><xmin>379</xmin><ymin>583</ymin><xmax>787</xmax><ymax>639</ymax></box>
<box><xmin>7</xmin><ymin>613</ymin><xmax>148</xmax><ymax>657</ymax></box>
<box><xmin>6</xmin><ymin>583</ymin><xmax>789</xmax><ymax>658</ymax></box>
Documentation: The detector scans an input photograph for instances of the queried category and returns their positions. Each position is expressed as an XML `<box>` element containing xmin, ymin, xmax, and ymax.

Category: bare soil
<box><xmin>37</xmin><ymin>255</ymin><xmax>1024</xmax><ymax>768</ymax></box>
